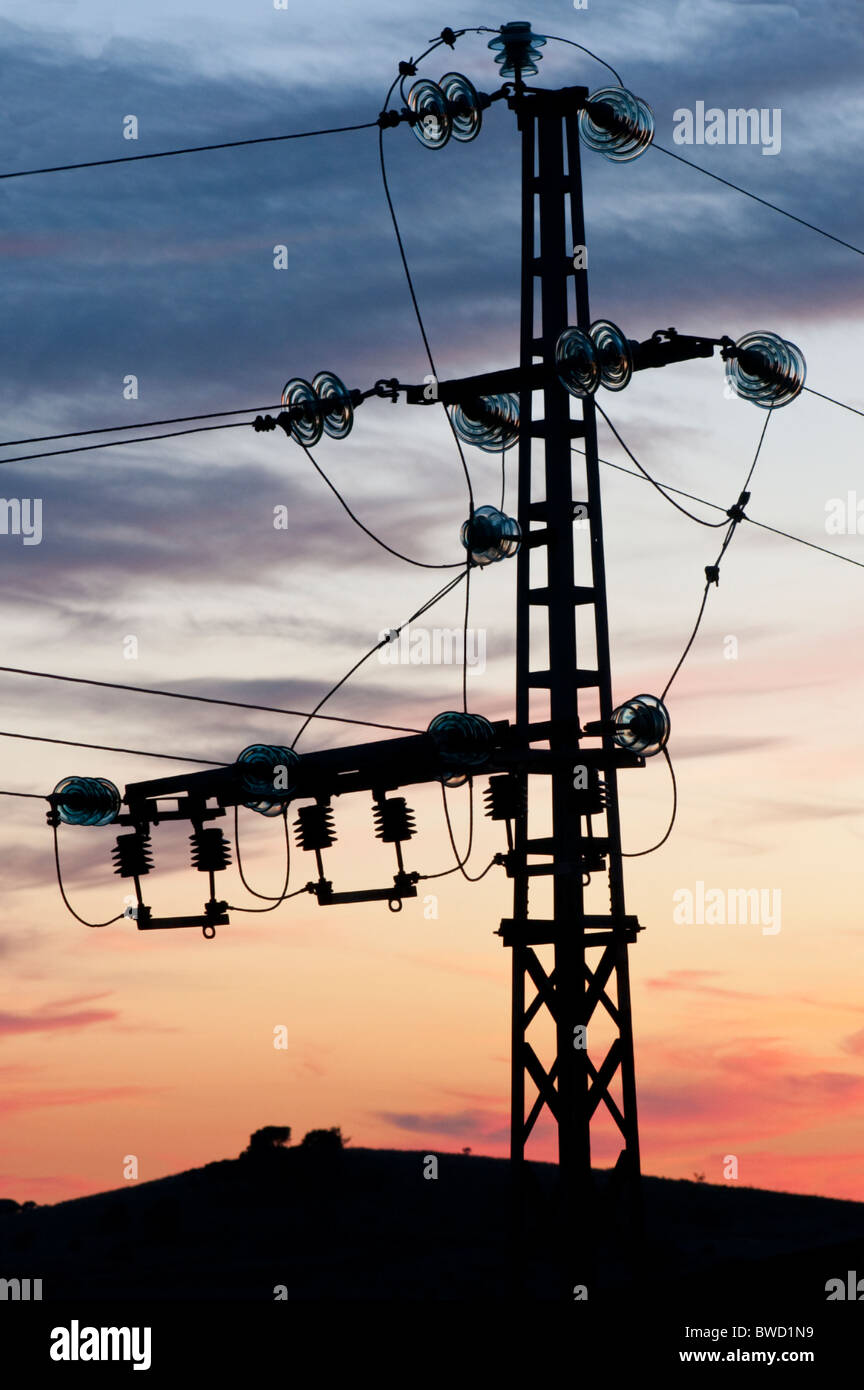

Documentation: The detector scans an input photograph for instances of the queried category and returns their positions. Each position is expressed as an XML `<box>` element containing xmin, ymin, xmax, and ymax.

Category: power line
<box><xmin>290</xmin><ymin>568</ymin><xmax>468</xmax><ymax>749</ymax></box>
<box><xmin>803</xmin><ymin>386</ymin><xmax>864</xmax><ymax>419</ymax></box>
<box><xmin>0</xmin><ymin>122</ymin><xmax>378</xmax><ymax>182</ymax></box>
<box><xmin>574</xmin><ymin>447</ymin><xmax>864</xmax><ymax>571</ymax></box>
<box><xmin>0</xmin><ymin>405</ymin><xmax>285</xmax><ymax>449</ymax></box>
<box><xmin>0</xmin><ymin>664</ymin><xmax>423</xmax><ymax>735</ymax></box>
<box><xmin>377</xmin><ymin>117</ymin><xmax>476</xmax><ymax>515</ymax></box>
<box><xmin>297</xmin><ymin>440</ymin><xmax>463</xmax><ymax>569</ymax></box>
<box><xmin>0</xmin><ymin>728</ymin><xmax>224</xmax><ymax>765</ymax></box>
<box><xmin>622</xmin><ymin>747</ymin><xmax>677</xmax><ymax>857</ymax></box>
<box><xmin>651</xmin><ymin>141</ymin><xmax>864</xmax><ymax>258</ymax></box>
<box><xmin>593</xmin><ymin>402</ymin><xmax>728</xmax><ymax>527</ymax></box>
<box><xmin>660</xmin><ymin>413</ymin><xmax>773</xmax><ymax>701</ymax></box>
<box><xmin>541</xmin><ymin>33</ymin><xmax>625</xmax><ymax>86</ymax></box>
<box><xmin>52</xmin><ymin>821</ymin><xmax>123</xmax><ymax>928</ymax></box>
<box><xmin>0</xmin><ymin>420</ymin><xmax>250</xmax><ymax>466</ymax></box>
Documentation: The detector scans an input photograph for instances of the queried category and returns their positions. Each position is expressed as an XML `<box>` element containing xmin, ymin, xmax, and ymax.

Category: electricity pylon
<box><xmin>502</xmin><ymin>83</ymin><xmax>642</xmax><ymax>1292</ymax></box>
<box><xmin>55</xmin><ymin>26</ymin><xmax>755</xmax><ymax>1298</ymax></box>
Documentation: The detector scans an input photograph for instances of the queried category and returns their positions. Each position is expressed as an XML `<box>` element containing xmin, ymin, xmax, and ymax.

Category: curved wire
<box><xmin>539</xmin><ymin>33</ymin><xmax>624</xmax><ymax>85</ymax></box>
<box><xmin>661</xmin><ymin>410</ymin><xmax>773</xmax><ymax>701</ymax></box>
<box><xmin>377</xmin><ymin>117</ymin><xmax>476</xmax><ymax>516</ymax></box>
<box><xmin>52</xmin><ymin>821</ymin><xmax>123</xmax><ymax>928</ymax></box>
<box><xmin>233</xmin><ymin>804</ymin><xmax>292</xmax><ymax>903</ymax></box>
<box><xmin>297</xmin><ymin>441</ymin><xmax>463</xmax><ymax>569</ymax></box>
<box><xmin>622</xmin><ymin>747</ymin><xmax>677</xmax><ymax>857</ymax></box>
<box><xmin>574</xmin><ymin>445</ymin><xmax>864</xmax><ymax>571</ymax></box>
<box><xmin>594</xmin><ymin>403</ymin><xmax>729</xmax><ymax>528</ymax></box>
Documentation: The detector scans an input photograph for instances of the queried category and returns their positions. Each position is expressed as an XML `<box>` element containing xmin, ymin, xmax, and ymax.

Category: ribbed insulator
<box><xmin>294</xmin><ymin>803</ymin><xmax>336</xmax><ymax>852</ymax></box>
<box><xmin>111</xmin><ymin>831</ymin><xmax>153</xmax><ymax>879</ymax></box>
<box><xmin>189</xmin><ymin>827</ymin><xmax>232</xmax><ymax>873</ymax></box>
<box><xmin>373</xmin><ymin>797</ymin><xmax>416</xmax><ymax>843</ymax></box>
<box><xmin>483</xmin><ymin>774</ymin><xmax>526</xmax><ymax>822</ymax></box>
<box><xmin>571</xmin><ymin>769</ymin><xmax>607</xmax><ymax>817</ymax></box>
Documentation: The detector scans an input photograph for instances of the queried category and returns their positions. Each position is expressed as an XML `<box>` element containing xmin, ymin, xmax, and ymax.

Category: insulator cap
<box><xmin>483</xmin><ymin>773</ymin><xmax>526</xmax><ymax>821</ymax></box>
<box><xmin>190</xmin><ymin>827</ymin><xmax>232</xmax><ymax>874</ymax></box>
<box><xmin>452</xmin><ymin>394</ymin><xmax>519</xmax><ymax>452</ymax></box>
<box><xmin>52</xmin><ymin>776</ymin><xmax>121</xmax><ymax>827</ymax></box>
<box><xmin>487</xmin><ymin>22</ymin><xmax>546</xmax><ymax>78</ymax></box>
<box><xmin>612</xmin><ymin>693</ymin><xmax>670</xmax><ymax>757</ymax></box>
<box><xmin>579</xmin><ymin>87</ymin><xmax>655</xmax><ymax>162</ymax></box>
<box><xmin>373</xmin><ymin>796</ymin><xmax>416</xmax><ymax>843</ymax></box>
<box><xmin>725</xmin><ymin>332</ymin><xmax>805</xmax><ymax>408</ymax></box>
<box><xmin>440</xmin><ymin>72</ymin><xmax>483</xmax><ymax>143</ymax></box>
<box><xmin>236</xmin><ymin>745</ymin><xmax>300</xmax><ymax>815</ymax></box>
<box><xmin>112</xmin><ymin>831</ymin><xmax>153</xmax><ymax>878</ymax></box>
<box><xmin>408</xmin><ymin>79</ymin><xmax>452</xmax><ymax>149</ymax></box>
<box><xmin>281</xmin><ymin>378</ymin><xmax>323</xmax><ymax>446</ymax></box>
<box><xmin>294</xmin><ymin>803</ymin><xmax>336</xmax><ymax>852</ymax></box>
<box><xmin>461</xmin><ymin>504</ymin><xmax>521</xmax><ymax>565</ymax></box>
<box><xmin>428</xmin><ymin>711</ymin><xmax>496</xmax><ymax>774</ymax></box>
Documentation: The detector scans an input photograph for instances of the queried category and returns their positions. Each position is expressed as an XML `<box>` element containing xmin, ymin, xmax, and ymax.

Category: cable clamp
<box><xmin>253</xmin><ymin>414</ymin><xmax>277</xmax><ymax>432</ymax></box>
<box><xmin>398</xmin><ymin>60</ymin><xmax>417</xmax><ymax>77</ymax></box>
<box><xmin>373</xmin><ymin>378</ymin><xmax>401</xmax><ymax>402</ymax></box>
<box><xmin>437</xmin><ymin>27</ymin><xmax>457</xmax><ymax>47</ymax></box>
<box><xmin>377</xmin><ymin>109</ymin><xmax>402</xmax><ymax>129</ymax></box>
<box><xmin>705</xmin><ymin>565</ymin><xmax>720</xmax><ymax>586</ymax></box>
<box><xmin>726</xmin><ymin>490</ymin><xmax>751</xmax><ymax>524</ymax></box>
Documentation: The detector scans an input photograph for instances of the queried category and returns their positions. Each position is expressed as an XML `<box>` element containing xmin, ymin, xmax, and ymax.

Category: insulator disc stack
<box><xmin>236</xmin><ymin>744</ymin><xmax>300</xmax><ymax>815</ymax></box>
<box><xmin>451</xmin><ymin>394</ymin><xmax>519</xmax><ymax>452</ymax></box>
<box><xmin>281</xmin><ymin>378</ymin><xmax>323</xmax><ymax>446</ymax></box>
<box><xmin>408</xmin><ymin>79</ymin><xmax>452</xmax><ymax>149</ymax></box>
<box><xmin>579</xmin><ymin>87</ymin><xmax>655</xmax><ymax>162</ymax></box>
<box><xmin>460</xmin><ymin>504</ymin><xmax>521</xmax><ymax>565</ymax></box>
<box><xmin>483</xmin><ymin>774</ymin><xmax>526</xmax><ymax>822</ymax></box>
<box><xmin>440</xmin><ymin>72</ymin><xmax>483</xmax><ymax>142</ymax></box>
<box><xmin>590</xmin><ymin>319</ymin><xmax>633</xmax><ymax>391</ymax></box>
<box><xmin>294</xmin><ymin>803</ymin><xmax>337</xmax><ymax>852</ymax></box>
<box><xmin>725</xmin><ymin>332</ymin><xmax>806</xmax><ymax>408</ymax></box>
<box><xmin>52</xmin><ymin>776</ymin><xmax>121</xmax><ymax>827</ymax></box>
<box><xmin>612</xmin><ymin>694</ymin><xmax>671</xmax><ymax>757</ymax></box>
<box><xmin>428</xmin><ymin>711</ymin><xmax>496</xmax><ymax>774</ymax></box>
<box><xmin>556</xmin><ymin>327</ymin><xmax>601</xmax><ymax>398</ymax></box>
<box><xmin>373</xmin><ymin>796</ymin><xmax>416</xmax><ymax>843</ymax></box>
<box><xmin>112</xmin><ymin>831</ymin><xmax>153</xmax><ymax>878</ymax></box>
<box><xmin>190</xmin><ymin>828</ymin><xmax>232</xmax><ymax>873</ymax></box>
<box><xmin>487</xmin><ymin>22</ymin><xmax>546</xmax><ymax>78</ymax></box>
<box><xmin>312</xmin><ymin>371</ymin><xmax>354</xmax><ymax>439</ymax></box>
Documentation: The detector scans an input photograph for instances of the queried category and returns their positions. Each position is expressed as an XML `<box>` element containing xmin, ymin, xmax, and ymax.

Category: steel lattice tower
<box><xmin>501</xmin><ymin>85</ymin><xmax>643</xmax><ymax>1289</ymax></box>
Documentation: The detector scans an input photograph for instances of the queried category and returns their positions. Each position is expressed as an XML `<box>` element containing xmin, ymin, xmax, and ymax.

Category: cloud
<box><xmin>374</xmin><ymin>1108</ymin><xmax>509</xmax><ymax>1142</ymax></box>
<box><xmin>0</xmin><ymin>1005</ymin><xmax>117</xmax><ymax>1036</ymax></box>
<box><xmin>0</xmin><ymin>1084</ymin><xmax>157</xmax><ymax>1114</ymax></box>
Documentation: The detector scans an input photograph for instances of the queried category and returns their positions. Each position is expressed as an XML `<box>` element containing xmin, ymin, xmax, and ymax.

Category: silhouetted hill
<box><xmin>3</xmin><ymin>1147</ymin><xmax>864</xmax><ymax>1303</ymax></box>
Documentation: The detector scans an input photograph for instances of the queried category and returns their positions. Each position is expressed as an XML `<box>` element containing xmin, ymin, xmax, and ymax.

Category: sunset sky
<box><xmin>1</xmin><ymin>0</ymin><xmax>863</xmax><ymax>1208</ymax></box>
